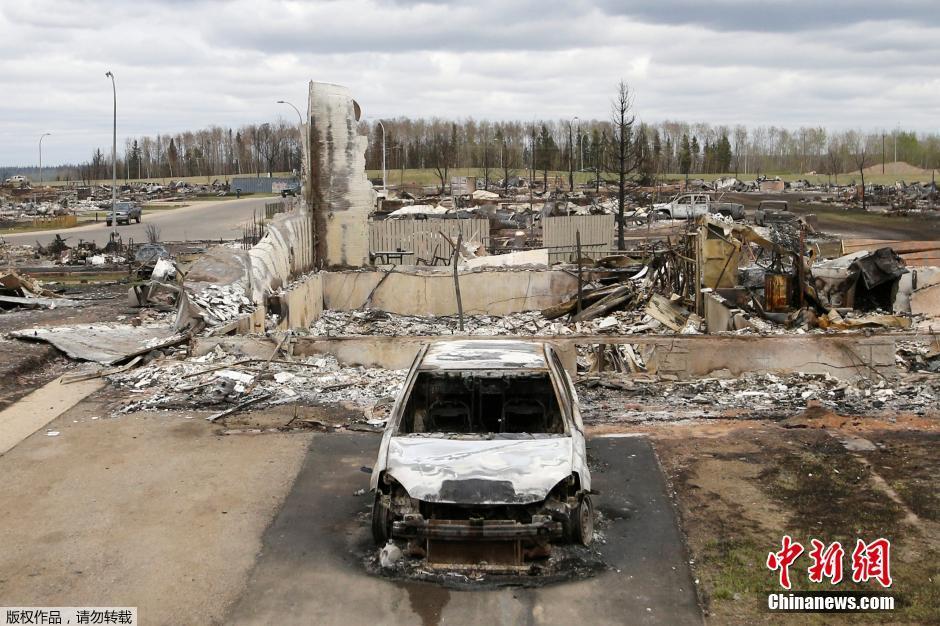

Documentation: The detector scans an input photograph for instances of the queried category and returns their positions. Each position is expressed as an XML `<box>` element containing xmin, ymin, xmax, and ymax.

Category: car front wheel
<box><xmin>565</xmin><ymin>494</ymin><xmax>594</xmax><ymax>546</ymax></box>
<box><xmin>371</xmin><ymin>491</ymin><xmax>392</xmax><ymax>545</ymax></box>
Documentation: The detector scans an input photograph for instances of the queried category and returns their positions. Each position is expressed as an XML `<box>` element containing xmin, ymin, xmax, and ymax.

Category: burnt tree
<box><xmin>609</xmin><ymin>81</ymin><xmax>638</xmax><ymax>250</ymax></box>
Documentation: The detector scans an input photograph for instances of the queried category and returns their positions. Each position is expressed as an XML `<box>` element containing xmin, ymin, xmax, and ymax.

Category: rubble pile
<box><xmin>0</xmin><ymin>270</ymin><xmax>76</xmax><ymax>310</ymax></box>
<box><xmin>108</xmin><ymin>348</ymin><xmax>405</xmax><ymax>416</ymax></box>
<box><xmin>0</xmin><ymin>198</ymin><xmax>102</xmax><ymax>220</ymax></box>
<box><xmin>305</xmin><ymin>308</ymin><xmax>659</xmax><ymax>338</ymax></box>
<box><xmin>189</xmin><ymin>283</ymin><xmax>254</xmax><ymax>327</ymax></box>
<box><xmin>896</xmin><ymin>339</ymin><xmax>940</xmax><ymax>373</ymax></box>
<box><xmin>578</xmin><ymin>370</ymin><xmax>940</xmax><ymax>423</ymax></box>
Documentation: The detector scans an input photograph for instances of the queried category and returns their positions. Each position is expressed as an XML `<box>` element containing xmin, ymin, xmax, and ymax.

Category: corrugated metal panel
<box><xmin>543</xmin><ymin>215</ymin><xmax>615</xmax><ymax>263</ymax></box>
<box><xmin>369</xmin><ymin>218</ymin><xmax>489</xmax><ymax>265</ymax></box>
<box><xmin>231</xmin><ymin>177</ymin><xmax>297</xmax><ymax>194</ymax></box>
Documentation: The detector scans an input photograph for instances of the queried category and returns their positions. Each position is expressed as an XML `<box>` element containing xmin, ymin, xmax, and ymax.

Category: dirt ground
<box><xmin>638</xmin><ymin>414</ymin><xmax>940</xmax><ymax>624</ymax></box>
<box><xmin>724</xmin><ymin>191</ymin><xmax>940</xmax><ymax>240</ymax></box>
<box><xmin>0</xmin><ymin>278</ymin><xmax>149</xmax><ymax>410</ymax></box>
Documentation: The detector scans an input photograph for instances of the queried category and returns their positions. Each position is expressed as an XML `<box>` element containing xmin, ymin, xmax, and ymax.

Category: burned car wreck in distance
<box><xmin>369</xmin><ymin>339</ymin><xmax>593</xmax><ymax>570</ymax></box>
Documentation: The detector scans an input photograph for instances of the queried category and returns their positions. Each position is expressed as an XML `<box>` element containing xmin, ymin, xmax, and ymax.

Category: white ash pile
<box><xmin>108</xmin><ymin>346</ymin><xmax>404</xmax><ymax>416</ymax></box>
<box><xmin>0</xmin><ymin>198</ymin><xmax>102</xmax><ymax>218</ymax></box>
<box><xmin>577</xmin><ymin>371</ymin><xmax>940</xmax><ymax>423</ymax></box>
<box><xmin>189</xmin><ymin>283</ymin><xmax>254</xmax><ymax>327</ymax></box>
<box><xmin>306</xmin><ymin>309</ymin><xmax>662</xmax><ymax>337</ymax></box>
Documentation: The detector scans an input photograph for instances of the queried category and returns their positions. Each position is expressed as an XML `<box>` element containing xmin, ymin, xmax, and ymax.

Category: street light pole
<box><xmin>38</xmin><ymin>133</ymin><xmax>51</xmax><ymax>185</ymax></box>
<box><xmin>105</xmin><ymin>71</ymin><xmax>117</xmax><ymax>243</ymax></box>
<box><xmin>376</xmin><ymin>120</ymin><xmax>386</xmax><ymax>192</ymax></box>
<box><xmin>276</xmin><ymin>100</ymin><xmax>306</xmax><ymax>202</ymax></box>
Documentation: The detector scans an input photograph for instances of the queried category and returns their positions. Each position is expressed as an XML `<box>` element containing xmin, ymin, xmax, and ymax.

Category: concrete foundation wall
<box><xmin>321</xmin><ymin>268</ymin><xmax>578</xmax><ymax>316</ymax></box>
<box><xmin>292</xmin><ymin>333</ymin><xmax>898</xmax><ymax>382</ymax></box>
<box><xmin>640</xmin><ymin>334</ymin><xmax>896</xmax><ymax>381</ymax></box>
<box><xmin>275</xmin><ymin>274</ymin><xmax>323</xmax><ymax>331</ymax></box>
<box><xmin>247</xmin><ymin>212</ymin><xmax>315</xmax><ymax>303</ymax></box>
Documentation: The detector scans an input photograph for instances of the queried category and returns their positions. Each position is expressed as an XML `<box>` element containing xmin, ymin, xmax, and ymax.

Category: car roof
<box><xmin>420</xmin><ymin>340</ymin><xmax>548</xmax><ymax>371</ymax></box>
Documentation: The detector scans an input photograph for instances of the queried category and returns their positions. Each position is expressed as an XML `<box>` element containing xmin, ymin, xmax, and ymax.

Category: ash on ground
<box><xmin>109</xmin><ymin>347</ymin><xmax>405</xmax><ymax>418</ymax></box>
<box><xmin>578</xmin><ymin>370</ymin><xmax>940</xmax><ymax>423</ymax></box>
<box><xmin>307</xmin><ymin>309</ymin><xmax>657</xmax><ymax>337</ymax></box>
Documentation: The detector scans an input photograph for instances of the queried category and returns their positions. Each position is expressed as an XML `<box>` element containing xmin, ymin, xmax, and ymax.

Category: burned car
<box><xmin>754</xmin><ymin>200</ymin><xmax>797</xmax><ymax>227</ymax></box>
<box><xmin>370</xmin><ymin>339</ymin><xmax>593</xmax><ymax>569</ymax></box>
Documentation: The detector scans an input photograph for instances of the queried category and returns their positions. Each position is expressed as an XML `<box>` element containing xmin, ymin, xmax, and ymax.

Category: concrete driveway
<box><xmin>2</xmin><ymin>196</ymin><xmax>276</xmax><ymax>247</ymax></box>
<box><xmin>227</xmin><ymin>433</ymin><xmax>702</xmax><ymax>626</ymax></box>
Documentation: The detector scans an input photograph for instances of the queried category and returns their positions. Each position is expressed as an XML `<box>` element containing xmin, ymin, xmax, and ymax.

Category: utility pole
<box><xmin>105</xmin><ymin>71</ymin><xmax>117</xmax><ymax>243</ymax></box>
<box><xmin>38</xmin><ymin>133</ymin><xmax>51</xmax><ymax>185</ymax></box>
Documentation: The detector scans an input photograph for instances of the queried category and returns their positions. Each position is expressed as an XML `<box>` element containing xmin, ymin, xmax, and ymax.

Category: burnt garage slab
<box><xmin>226</xmin><ymin>433</ymin><xmax>702</xmax><ymax>626</ymax></box>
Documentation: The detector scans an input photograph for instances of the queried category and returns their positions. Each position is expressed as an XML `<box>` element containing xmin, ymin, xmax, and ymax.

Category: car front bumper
<box><xmin>392</xmin><ymin>515</ymin><xmax>562</xmax><ymax>541</ymax></box>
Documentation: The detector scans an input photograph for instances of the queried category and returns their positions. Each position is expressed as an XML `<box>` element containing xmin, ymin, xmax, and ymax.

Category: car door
<box><xmin>370</xmin><ymin>345</ymin><xmax>428</xmax><ymax>492</ymax></box>
<box><xmin>545</xmin><ymin>346</ymin><xmax>590</xmax><ymax>491</ymax></box>
<box><xmin>672</xmin><ymin>195</ymin><xmax>691</xmax><ymax>218</ymax></box>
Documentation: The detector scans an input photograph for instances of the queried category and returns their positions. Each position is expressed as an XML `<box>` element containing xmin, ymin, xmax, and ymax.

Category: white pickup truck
<box><xmin>652</xmin><ymin>193</ymin><xmax>745</xmax><ymax>220</ymax></box>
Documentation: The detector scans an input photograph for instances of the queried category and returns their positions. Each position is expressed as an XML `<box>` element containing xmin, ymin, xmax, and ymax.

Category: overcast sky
<box><xmin>1</xmin><ymin>0</ymin><xmax>938</xmax><ymax>165</ymax></box>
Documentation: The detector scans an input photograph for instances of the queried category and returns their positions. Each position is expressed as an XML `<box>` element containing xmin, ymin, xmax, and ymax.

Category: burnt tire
<box><xmin>371</xmin><ymin>491</ymin><xmax>392</xmax><ymax>546</ymax></box>
<box><xmin>565</xmin><ymin>495</ymin><xmax>594</xmax><ymax>546</ymax></box>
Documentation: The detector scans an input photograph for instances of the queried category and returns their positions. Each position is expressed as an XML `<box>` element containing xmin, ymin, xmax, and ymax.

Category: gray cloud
<box><xmin>0</xmin><ymin>0</ymin><xmax>937</xmax><ymax>164</ymax></box>
<box><xmin>594</xmin><ymin>0</ymin><xmax>940</xmax><ymax>32</ymax></box>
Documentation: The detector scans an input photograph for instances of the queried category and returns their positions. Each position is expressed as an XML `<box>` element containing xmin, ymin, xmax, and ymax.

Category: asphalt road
<box><xmin>227</xmin><ymin>433</ymin><xmax>702</xmax><ymax>626</ymax></box>
<box><xmin>2</xmin><ymin>196</ymin><xmax>274</xmax><ymax>247</ymax></box>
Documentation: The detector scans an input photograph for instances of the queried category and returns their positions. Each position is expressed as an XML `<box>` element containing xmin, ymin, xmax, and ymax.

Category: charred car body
<box><xmin>370</xmin><ymin>340</ymin><xmax>593</xmax><ymax>569</ymax></box>
<box><xmin>754</xmin><ymin>200</ymin><xmax>797</xmax><ymax>227</ymax></box>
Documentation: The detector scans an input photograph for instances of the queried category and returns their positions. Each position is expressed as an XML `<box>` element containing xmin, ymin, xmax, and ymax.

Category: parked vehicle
<box><xmin>652</xmin><ymin>193</ymin><xmax>745</xmax><ymax>220</ymax></box>
<box><xmin>280</xmin><ymin>182</ymin><xmax>301</xmax><ymax>198</ymax></box>
<box><xmin>3</xmin><ymin>175</ymin><xmax>28</xmax><ymax>187</ymax></box>
<box><xmin>754</xmin><ymin>200</ymin><xmax>798</xmax><ymax>227</ymax></box>
<box><xmin>106</xmin><ymin>201</ymin><xmax>142</xmax><ymax>226</ymax></box>
<box><xmin>370</xmin><ymin>339</ymin><xmax>594</xmax><ymax>568</ymax></box>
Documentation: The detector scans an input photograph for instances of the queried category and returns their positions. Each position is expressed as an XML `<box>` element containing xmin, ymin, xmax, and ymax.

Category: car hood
<box><xmin>385</xmin><ymin>436</ymin><xmax>573</xmax><ymax>505</ymax></box>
